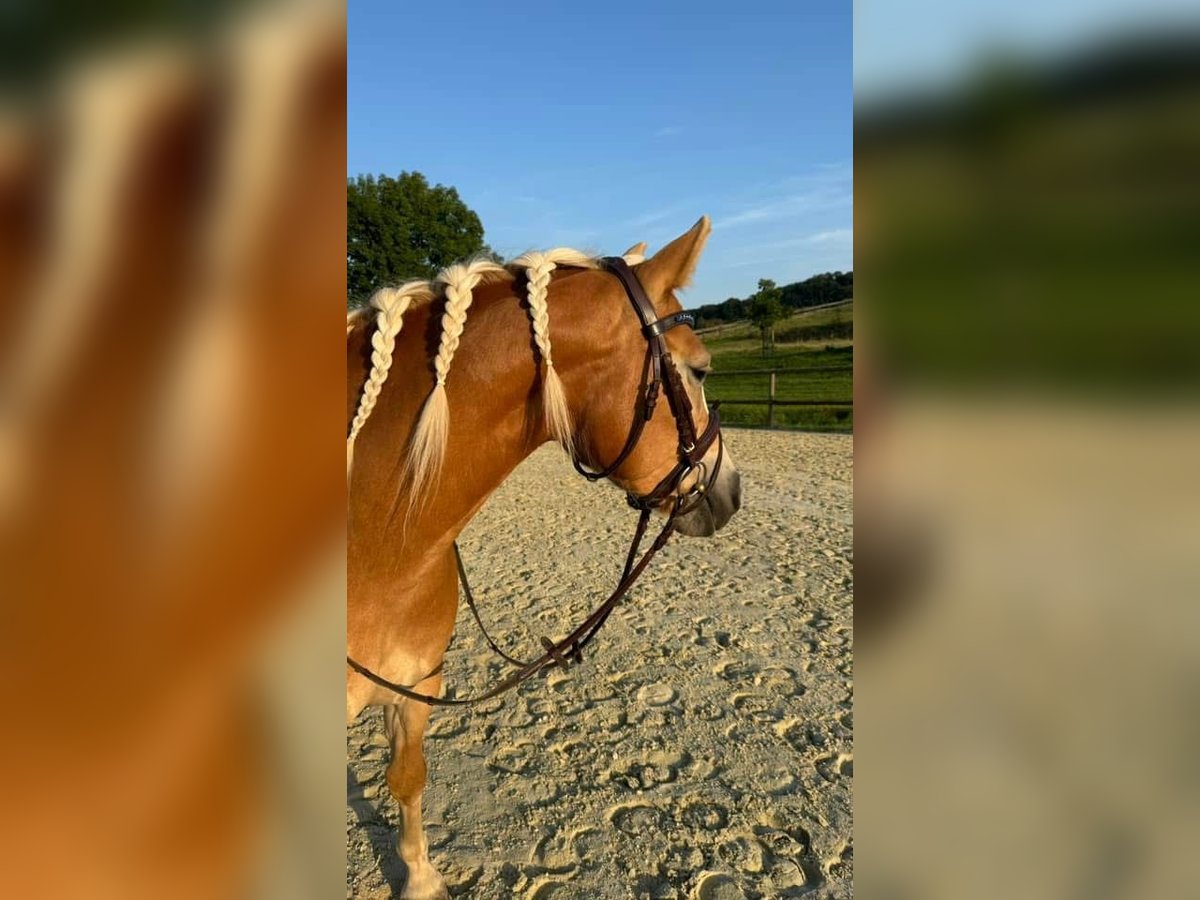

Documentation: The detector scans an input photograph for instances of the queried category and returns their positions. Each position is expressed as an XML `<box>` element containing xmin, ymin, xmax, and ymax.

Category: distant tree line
<box><xmin>693</xmin><ymin>270</ymin><xmax>853</xmax><ymax>329</ymax></box>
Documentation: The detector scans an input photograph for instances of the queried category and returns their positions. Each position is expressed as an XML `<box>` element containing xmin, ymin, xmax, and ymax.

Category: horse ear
<box><xmin>623</xmin><ymin>241</ymin><xmax>648</xmax><ymax>257</ymax></box>
<box><xmin>637</xmin><ymin>216</ymin><xmax>711</xmax><ymax>304</ymax></box>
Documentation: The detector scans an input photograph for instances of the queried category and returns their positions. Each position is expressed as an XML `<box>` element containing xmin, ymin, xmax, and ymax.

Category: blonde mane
<box><xmin>344</xmin><ymin>280</ymin><xmax>433</xmax><ymax>473</ymax></box>
<box><xmin>345</xmin><ymin>246</ymin><xmax>646</xmax><ymax>495</ymax></box>
<box><xmin>508</xmin><ymin>248</ymin><xmax>597</xmax><ymax>458</ymax></box>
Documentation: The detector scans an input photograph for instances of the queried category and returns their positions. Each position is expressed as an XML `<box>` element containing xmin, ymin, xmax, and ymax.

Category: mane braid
<box><xmin>346</xmin><ymin>281</ymin><xmax>432</xmax><ymax>476</ymax></box>
<box><xmin>403</xmin><ymin>257</ymin><xmax>506</xmax><ymax>500</ymax></box>
<box><xmin>510</xmin><ymin>248</ymin><xmax>594</xmax><ymax>457</ymax></box>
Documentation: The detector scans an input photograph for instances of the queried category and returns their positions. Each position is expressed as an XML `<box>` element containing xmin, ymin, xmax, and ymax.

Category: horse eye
<box><xmin>690</xmin><ymin>366</ymin><xmax>711</xmax><ymax>384</ymax></box>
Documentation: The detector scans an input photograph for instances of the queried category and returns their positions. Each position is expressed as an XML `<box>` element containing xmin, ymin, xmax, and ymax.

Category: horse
<box><xmin>345</xmin><ymin>217</ymin><xmax>742</xmax><ymax>899</ymax></box>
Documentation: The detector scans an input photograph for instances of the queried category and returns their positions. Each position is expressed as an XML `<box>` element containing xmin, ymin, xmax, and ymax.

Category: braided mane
<box><xmin>346</xmin><ymin>247</ymin><xmax>646</xmax><ymax>491</ymax></box>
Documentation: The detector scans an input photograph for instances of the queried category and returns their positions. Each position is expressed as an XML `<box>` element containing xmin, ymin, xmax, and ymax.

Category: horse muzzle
<box><xmin>672</xmin><ymin>468</ymin><xmax>741</xmax><ymax>537</ymax></box>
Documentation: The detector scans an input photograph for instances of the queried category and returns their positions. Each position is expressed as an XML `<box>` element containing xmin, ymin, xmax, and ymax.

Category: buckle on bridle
<box><xmin>681</xmin><ymin>459</ymin><xmax>708</xmax><ymax>497</ymax></box>
<box><xmin>626</xmin><ymin>492</ymin><xmax>654</xmax><ymax>511</ymax></box>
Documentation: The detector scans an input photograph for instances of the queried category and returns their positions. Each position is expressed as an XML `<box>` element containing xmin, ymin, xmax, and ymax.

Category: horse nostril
<box><xmin>731</xmin><ymin>471</ymin><xmax>743</xmax><ymax>511</ymax></box>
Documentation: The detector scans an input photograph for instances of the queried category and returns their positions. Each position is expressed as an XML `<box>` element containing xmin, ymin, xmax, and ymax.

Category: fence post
<box><xmin>767</xmin><ymin>371</ymin><xmax>777</xmax><ymax>428</ymax></box>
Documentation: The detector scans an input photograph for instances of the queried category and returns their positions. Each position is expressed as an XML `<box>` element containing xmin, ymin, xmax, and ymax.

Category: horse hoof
<box><xmin>402</xmin><ymin>888</ymin><xmax>449</xmax><ymax>900</ymax></box>
<box><xmin>400</xmin><ymin>867</ymin><xmax>450</xmax><ymax>900</ymax></box>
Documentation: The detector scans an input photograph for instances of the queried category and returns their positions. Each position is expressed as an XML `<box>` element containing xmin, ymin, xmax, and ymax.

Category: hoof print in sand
<box><xmin>715</xmin><ymin>834</ymin><xmax>766</xmax><ymax>874</ymax></box>
<box><xmin>439</xmin><ymin>861</ymin><xmax>482</xmax><ymax>894</ymax></box>
<box><xmin>584</xmin><ymin>681</ymin><xmax>618</xmax><ymax>703</ymax></box>
<box><xmin>729</xmin><ymin>692</ymin><xmax>780</xmax><ymax>721</ymax></box>
<box><xmin>713</xmin><ymin>659</ymin><xmax>756</xmax><ymax>682</ymax></box>
<box><xmin>608</xmin><ymin>802</ymin><xmax>664</xmax><ymax>837</ymax></box>
<box><xmin>689</xmin><ymin>700</ymin><xmax>726</xmax><ymax>722</ymax></box>
<box><xmin>487</xmin><ymin>742</ymin><xmax>534</xmax><ymax>775</ymax></box>
<box><xmin>758</xmin><ymin>770</ymin><xmax>799</xmax><ymax>796</ymax></box>
<box><xmin>753</xmin><ymin>666</ymin><xmax>805</xmax><ymax>698</ymax></box>
<box><xmin>753</xmin><ymin>825</ymin><xmax>809</xmax><ymax>859</ymax></box>
<box><xmin>569</xmin><ymin>827</ymin><xmax>608</xmax><ymax>860</ymax></box>
<box><xmin>824</xmin><ymin>841</ymin><xmax>853</xmax><ymax>881</ymax></box>
<box><xmin>426</xmin><ymin>714</ymin><xmax>469</xmax><ymax>739</ymax></box>
<box><xmin>605</xmin><ymin>749</ymin><xmax>690</xmax><ymax>791</ymax></box>
<box><xmin>767</xmin><ymin>857</ymin><xmax>809</xmax><ymax>891</ymax></box>
<box><xmin>635</xmin><ymin>683</ymin><xmax>678</xmax><ymax>706</ymax></box>
<box><xmin>694</xmin><ymin>871</ymin><xmax>746</xmax><ymax>900</ymax></box>
<box><xmin>678</xmin><ymin>799</ymin><xmax>731</xmax><ymax>831</ymax></box>
<box><xmin>815</xmin><ymin>752</ymin><xmax>853</xmax><ymax>782</ymax></box>
<box><xmin>494</xmin><ymin>778</ymin><xmax>564</xmax><ymax>809</ymax></box>
<box><xmin>524</xmin><ymin>875</ymin><xmax>577</xmax><ymax>899</ymax></box>
<box><xmin>544</xmin><ymin>671</ymin><xmax>573</xmax><ymax>694</ymax></box>
<box><xmin>775</xmin><ymin>718</ymin><xmax>840</xmax><ymax>756</ymax></box>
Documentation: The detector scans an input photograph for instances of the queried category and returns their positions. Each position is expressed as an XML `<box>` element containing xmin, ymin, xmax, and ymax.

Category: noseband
<box><xmin>347</xmin><ymin>258</ymin><xmax>724</xmax><ymax>706</ymax></box>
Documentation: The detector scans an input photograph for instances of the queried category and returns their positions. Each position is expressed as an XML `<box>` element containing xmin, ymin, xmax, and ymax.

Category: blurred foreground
<box><xmin>0</xmin><ymin>3</ymin><xmax>345</xmax><ymax>898</ymax></box>
<box><xmin>857</xmin><ymin>7</ymin><xmax>1200</xmax><ymax>898</ymax></box>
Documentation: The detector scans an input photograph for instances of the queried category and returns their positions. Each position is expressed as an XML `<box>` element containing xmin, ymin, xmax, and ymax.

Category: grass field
<box><xmin>700</xmin><ymin>302</ymin><xmax>853</xmax><ymax>432</ymax></box>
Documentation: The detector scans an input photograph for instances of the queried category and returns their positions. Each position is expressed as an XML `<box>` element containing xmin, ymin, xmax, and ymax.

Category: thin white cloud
<box><xmin>715</xmin><ymin>205</ymin><xmax>776</xmax><ymax>228</ymax></box>
<box><xmin>716</xmin><ymin>228</ymin><xmax>853</xmax><ymax>269</ymax></box>
<box><xmin>619</xmin><ymin>202</ymin><xmax>704</xmax><ymax>234</ymax></box>
<box><xmin>776</xmin><ymin>160</ymin><xmax>853</xmax><ymax>188</ymax></box>
<box><xmin>713</xmin><ymin>189</ymin><xmax>851</xmax><ymax>229</ymax></box>
<box><xmin>653</xmin><ymin>125</ymin><xmax>682</xmax><ymax>138</ymax></box>
<box><xmin>805</xmin><ymin>227</ymin><xmax>853</xmax><ymax>244</ymax></box>
<box><xmin>624</xmin><ymin>207</ymin><xmax>682</xmax><ymax>229</ymax></box>
<box><xmin>737</xmin><ymin>228</ymin><xmax>853</xmax><ymax>253</ymax></box>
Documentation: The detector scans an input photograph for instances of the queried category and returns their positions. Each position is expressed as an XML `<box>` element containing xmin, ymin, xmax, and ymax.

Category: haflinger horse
<box><xmin>346</xmin><ymin>217</ymin><xmax>741</xmax><ymax>899</ymax></box>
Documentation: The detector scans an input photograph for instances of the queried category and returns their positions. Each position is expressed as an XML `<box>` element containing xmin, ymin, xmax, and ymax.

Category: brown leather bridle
<box><xmin>346</xmin><ymin>257</ymin><xmax>724</xmax><ymax>706</ymax></box>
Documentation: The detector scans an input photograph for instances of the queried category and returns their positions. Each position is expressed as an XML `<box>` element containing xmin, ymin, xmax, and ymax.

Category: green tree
<box><xmin>347</xmin><ymin>172</ymin><xmax>492</xmax><ymax>306</ymax></box>
<box><xmin>749</xmin><ymin>278</ymin><xmax>785</xmax><ymax>355</ymax></box>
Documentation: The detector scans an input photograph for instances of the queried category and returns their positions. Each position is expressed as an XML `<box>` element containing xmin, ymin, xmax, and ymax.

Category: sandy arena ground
<box><xmin>347</xmin><ymin>429</ymin><xmax>853</xmax><ymax>899</ymax></box>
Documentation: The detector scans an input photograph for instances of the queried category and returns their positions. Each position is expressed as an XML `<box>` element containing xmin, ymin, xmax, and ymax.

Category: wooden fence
<box><xmin>706</xmin><ymin>366</ymin><xmax>853</xmax><ymax>429</ymax></box>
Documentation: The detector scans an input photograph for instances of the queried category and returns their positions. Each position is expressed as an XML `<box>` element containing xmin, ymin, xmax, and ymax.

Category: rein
<box><xmin>346</xmin><ymin>257</ymin><xmax>723</xmax><ymax>707</ymax></box>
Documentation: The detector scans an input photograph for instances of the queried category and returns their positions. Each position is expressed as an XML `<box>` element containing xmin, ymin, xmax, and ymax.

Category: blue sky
<box><xmin>348</xmin><ymin>1</ymin><xmax>851</xmax><ymax>307</ymax></box>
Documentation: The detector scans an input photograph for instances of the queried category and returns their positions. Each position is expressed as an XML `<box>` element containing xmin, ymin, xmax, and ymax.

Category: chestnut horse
<box><xmin>346</xmin><ymin>217</ymin><xmax>741</xmax><ymax>899</ymax></box>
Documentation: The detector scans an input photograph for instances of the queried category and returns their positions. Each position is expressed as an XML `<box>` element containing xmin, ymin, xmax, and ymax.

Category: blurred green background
<box><xmin>858</xmin><ymin>35</ymin><xmax>1200</xmax><ymax>394</ymax></box>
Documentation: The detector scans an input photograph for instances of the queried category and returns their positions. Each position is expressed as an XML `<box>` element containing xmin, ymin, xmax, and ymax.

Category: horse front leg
<box><xmin>383</xmin><ymin>683</ymin><xmax>447</xmax><ymax>900</ymax></box>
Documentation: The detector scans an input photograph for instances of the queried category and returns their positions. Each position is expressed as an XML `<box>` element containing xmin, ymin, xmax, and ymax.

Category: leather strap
<box><xmin>644</xmin><ymin>311</ymin><xmax>696</xmax><ymax>338</ymax></box>
<box><xmin>456</xmin><ymin>543</ymin><xmax>529</xmax><ymax>669</ymax></box>
<box><xmin>573</xmin><ymin>343</ymin><xmax>656</xmax><ymax>482</ymax></box>
<box><xmin>576</xmin><ymin>257</ymin><xmax>716</xmax><ymax>493</ymax></box>
<box><xmin>601</xmin><ymin>256</ymin><xmax>660</xmax><ymax>330</ymax></box>
<box><xmin>346</xmin><ymin>503</ymin><xmax>679</xmax><ymax>706</ymax></box>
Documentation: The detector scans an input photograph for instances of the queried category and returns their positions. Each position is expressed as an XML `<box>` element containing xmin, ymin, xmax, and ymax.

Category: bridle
<box><xmin>573</xmin><ymin>258</ymin><xmax>723</xmax><ymax>514</ymax></box>
<box><xmin>346</xmin><ymin>256</ymin><xmax>724</xmax><ymax>705</ymax></box>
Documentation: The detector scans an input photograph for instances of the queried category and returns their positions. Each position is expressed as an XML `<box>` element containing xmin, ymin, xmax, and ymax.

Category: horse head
<box><xmin>551</xmin><ymin>217</ymin><xmax>743</xmax><ymax>537</ymax></box>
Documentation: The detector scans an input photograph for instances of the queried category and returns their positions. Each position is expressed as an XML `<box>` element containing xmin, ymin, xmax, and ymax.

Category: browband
<box><xmin>643</xmin><ymin>311</ymin><xmax>696</xmax><ymax>338</ymax></box>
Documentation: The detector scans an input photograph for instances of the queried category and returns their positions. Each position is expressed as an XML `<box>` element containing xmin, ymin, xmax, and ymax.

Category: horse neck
<box><xmin>369</xmin><ymin>296</ymin><xmax>553</xmax><ymax>557</ymax></box>
<box><xmin>351</xmin><ymin>270</ymin><xmax>631</xmax><ymax>563</ymax></box>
